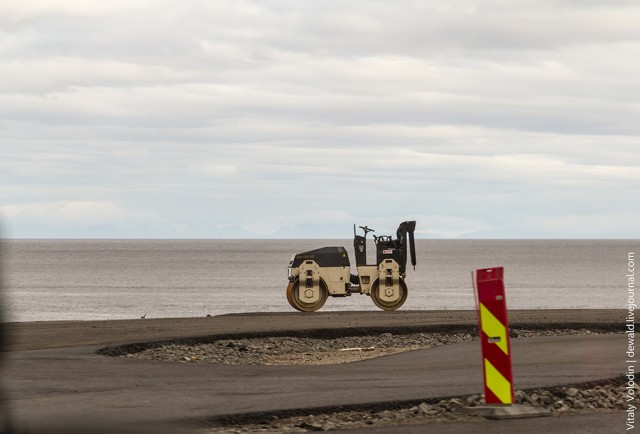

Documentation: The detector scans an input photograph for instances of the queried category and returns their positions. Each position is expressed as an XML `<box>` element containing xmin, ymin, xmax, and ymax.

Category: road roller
<box><xmin>286</xmin><ymin>221</ymin><xmax>417</xmax><ymax>312</ymax></box>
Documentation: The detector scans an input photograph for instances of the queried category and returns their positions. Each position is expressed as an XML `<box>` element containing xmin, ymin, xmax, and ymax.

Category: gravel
<box><xmin>206</xmin><ymin>378</ymin><xmax>637</xmax><ymax>433</ymax></box>
<box><xmin>123</xmin><ymin>328</ymin><xmax>611</xmax><ymax>366</ymax></box>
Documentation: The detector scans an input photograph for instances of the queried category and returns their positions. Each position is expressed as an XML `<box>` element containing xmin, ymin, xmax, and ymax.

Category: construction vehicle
<box><xmin>286</xmin><ymin>221</ymin><xmax>417</xmax><ymax>312</ymax></box>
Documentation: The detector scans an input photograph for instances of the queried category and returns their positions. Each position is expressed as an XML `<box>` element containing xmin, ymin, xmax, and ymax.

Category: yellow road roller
<box><xmin>286</xmin><ymin>221</ymin><xmax>416</xmax><ymax>312</ymax></box>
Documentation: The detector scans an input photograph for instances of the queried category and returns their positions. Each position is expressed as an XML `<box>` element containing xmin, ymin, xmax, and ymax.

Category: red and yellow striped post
<box><xmin>473</xmin><ymin>267</ymin><xmax>514</xmax><ymax>405</ymax></box>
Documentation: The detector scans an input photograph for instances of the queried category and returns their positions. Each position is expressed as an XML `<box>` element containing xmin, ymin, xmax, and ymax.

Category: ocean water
<box><xmin>1</xmin><ymin>239</ymin><xmax>636</xmax><ymax>322</ymax></box>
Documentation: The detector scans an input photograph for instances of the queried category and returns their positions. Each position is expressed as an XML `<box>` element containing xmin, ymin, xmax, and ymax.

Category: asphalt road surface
<box><xmin>0</xmin><ymin>310</ymin><xmax>627</xmax><ymax>432</ymax></box>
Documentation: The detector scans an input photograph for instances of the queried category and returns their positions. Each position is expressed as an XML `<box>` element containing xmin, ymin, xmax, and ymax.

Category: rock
<box><xmin>465</xmin><ymin>394</ymin><xmax>482</xmax><ymax>406</ymax></box>
<box><xmin>297</xmin><ymin>421</ymin><xmax>325</xmax><ymax>431</ymax></box>
<box><xmin>418</xmin><ymin>403</ymin><xmax>433</xmax><ymax>414</ymax></box>
<box><xmin>322</xmin><ymin>421</ymin><xmax>336</xmax><ymax>431</ymax></box>
<box><xmin>540</xmin><ymin>392</ymin><xmax>554</xmax><ymax>405</ymax></box>
<box><xmin>448</xmin><ymin>398</ymin><xmax>464</xmax><ymax>408</ymax></box>
<box><xmin>566</xmin><ymin>387</ymin><xmax>579</xmax><ymax>398</ymax></box>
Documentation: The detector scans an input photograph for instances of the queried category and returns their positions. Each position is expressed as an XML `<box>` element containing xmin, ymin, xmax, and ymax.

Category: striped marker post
<box><xmin>473</xmin><ymin>267</ymin><xmax>514</xmax><ymax>405</ymax></box>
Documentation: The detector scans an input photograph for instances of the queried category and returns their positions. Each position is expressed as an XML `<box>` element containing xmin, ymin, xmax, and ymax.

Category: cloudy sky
<box><xmin>1</xmin><ymin>0</ymin><xmax>638</xmax><ymax>239</ymax></box>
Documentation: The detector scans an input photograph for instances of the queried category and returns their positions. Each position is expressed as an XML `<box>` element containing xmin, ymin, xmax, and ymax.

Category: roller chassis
<box><xmin>286</xmin><ymin>221</ymin><xmax>416</xmax><ymax>312</ymax></box>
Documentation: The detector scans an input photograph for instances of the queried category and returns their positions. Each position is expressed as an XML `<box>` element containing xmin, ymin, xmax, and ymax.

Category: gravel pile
<box><xmin>208</xmin><ymin>378</ymin><xmax>637</xmax><ymax>433</ymax></box>
<box><xmin>124</xmin><ymin>328</ymin><xmax>609</xmax><ymax>366</ymax></box>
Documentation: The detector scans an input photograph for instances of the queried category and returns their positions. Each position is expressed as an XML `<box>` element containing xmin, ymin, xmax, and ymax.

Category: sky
<box><xmin>0</xmin><ymin>1</ymin><xmax>639</xmax><ymax>239</ymax></box>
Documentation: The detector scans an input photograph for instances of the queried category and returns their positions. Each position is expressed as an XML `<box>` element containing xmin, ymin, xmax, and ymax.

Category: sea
<box><xmin>1</xmin><ymin>239</ymin><xmax>636</xmax><ymax>322</ymax></box>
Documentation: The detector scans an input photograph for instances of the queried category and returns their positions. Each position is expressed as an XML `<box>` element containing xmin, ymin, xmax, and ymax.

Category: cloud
<box><xmin>1</xmin><ymin>1</ymin><xmax>639</xmax><ymax>238</ymax></box>
<box><xmin>197</xmin><ymin>164</ymin><xmax>238</xmax><ymax>177</ymax></box>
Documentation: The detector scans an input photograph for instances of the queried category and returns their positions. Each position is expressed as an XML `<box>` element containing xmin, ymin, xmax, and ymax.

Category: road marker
<box><xmin>473</xmin><ymin>267</ymin><xmax>513</xmax><ymax>404</ymax></box>
<box><xmin>468</xmin><ymin>266</ymin><xmax>550</xmax><ymax>419</ymax></box>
